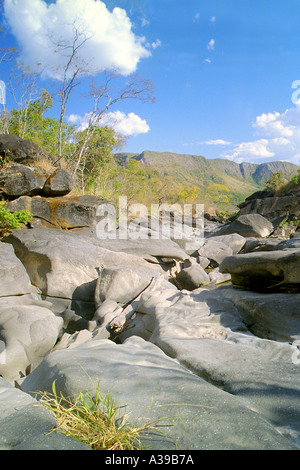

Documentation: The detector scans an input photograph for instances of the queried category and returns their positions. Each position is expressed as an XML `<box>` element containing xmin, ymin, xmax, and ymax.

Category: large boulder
<box><xmin>20</xmin><ymin>336</ymin><xmax>297</xmax><ymax>450</ymax></box>
<box><xmin>207</xmin><ymin>233</ymin><xmax>246</xmax><ymax>254</ymax></box>
<box><xmin>213</xmin><ymin>214</ymin><xmax>274</xmax><ymax>238</ymax></box>
<box><xmin>219</xmin><ymin>249</ymin><xmax>300</xmax><ymax>291</ymax></box>
<box><xmin>0</xmin><ymin>164</ymin><xmax>46</xmax><ymax>198</ymax></box>
<box><xmin>0</xmin><ymin>134</ymin><xmax>48</xmax><ymax>166</ymax></box>
<box><xmin>0</xmin><ymin>378</ymin><xmax>90</xmax><ymax>450</ymax></box>
<box><xmin>242</xmin><ymin>237</ymin><xmax>287</xmax><ymax>253</ymax></box>
<box><xmin>197</xmin><ymin>239</ymin><xmax>233</xmax><ymax>266</ymax></box>
<box><xmin>3</xmin><ymin>228</ymin><xmax>164</xmax><ymax>316</ymax></box>
<box><xmin>0</xmin><ymin>242</ymin><xmax>37</xmax><ymax>297</ymax></box>
<box><xmin>88</xmin><ymin>235</ymin><xmax>190</xmax><ymax>264</ymax></box>
<box><xmin>238</xmin><ymin>188</ymin><xmax>300</xmax><ymax>224</ymax></box>
<box><xmin>97</xmin><ymin>266</ymin><xmax>155</xmax><ymax>305</ymax></box>
<box><xmin>221</xmin><ymin>287</ymin><xmax>300</xmax><ymax>343</ymax></box>
<box><xmin>6</xmin><ymin>195</ymin><xmax>115</xmax><ymax>230</ymax></box>
<box><xmin>0</xmin><ymin>294</ymin><xmax>63</xmax><ymax>383</ymax></box>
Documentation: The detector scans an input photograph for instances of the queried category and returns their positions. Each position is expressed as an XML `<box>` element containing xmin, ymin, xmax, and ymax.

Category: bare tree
<box><xmin>8</xmin><ymin>64</ymin><xmax>42</xmax><ymax>138</ymax></box>
<box><xmin>71</xmin><ymin>72</ymin><xmax>154</xmax><ymax>179</ymax></box>
<box><xmin>0</xmin><ymin>30</ymin><xmax>16</xmax><ymax>134</ymax></box>
<box><xmin>47</xmin><ymin>20</ymin><xmax>154</xmax><ymax>174</ymax></box>
<box><xmin>48</xmin><ymin>21</ymin><xmax>94</xmax><ymax>160</ymax></box>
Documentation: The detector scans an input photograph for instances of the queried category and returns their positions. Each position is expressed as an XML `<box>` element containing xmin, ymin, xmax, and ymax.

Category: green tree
<box><xmin>207</xmin><ymin>183</ymin><xmax>232</xmax><ymax>205</ymax></box>
<box><xmin>265</xmin><ymin>171</ymin><xmax>286</xmax><ymax>191</ymax></box>
<box><xmin>8</xmin><ymin>89</ymin><xmax>76</xmax><ymax>159</ymax></box>
<box><xmin>72</xmin><ymin>126</ymin><xmax>122</xmax><ymax>194</ymax></box>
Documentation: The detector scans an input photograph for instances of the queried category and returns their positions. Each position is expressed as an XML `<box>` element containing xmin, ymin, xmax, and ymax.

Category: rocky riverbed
<box><xmin>0</xmin><ymin>211</ymin><xmax>299</xmax><ymax>450</ymax></box>
<box><xmin>0</xmin><ymin>134</ymin><xmax>300</xmax><ymax>450</ymax></box>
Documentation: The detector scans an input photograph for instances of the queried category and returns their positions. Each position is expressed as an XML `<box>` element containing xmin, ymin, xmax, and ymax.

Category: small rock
<box><xmin>43</xmin><ymin>169</ymin><xmax>74</xmax><ymax>196</ymax></box>
<box><xmin>198</xmin><ymin>239</ymin><xmax>233</xmax><ymax>266</ymax></box>
<box><xmin>176</xmin><ymin>264</ymin><xmax>210</xmax><ymax>290</ymax></box>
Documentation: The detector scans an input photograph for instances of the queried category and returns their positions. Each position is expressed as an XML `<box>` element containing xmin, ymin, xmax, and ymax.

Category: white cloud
<box><xmin>68</xmin><ymin>113</ymin><xmax>82</xmax><ymax>124</ymax></box>
<box><xmin>210</xmin><ymin>16</ymin><xmax>216</xmax><ymax>24</ymax></box>
<box><xmin>203</xmin><ymin>139</ymin><xmax>232</xmax><ymax>145</ymax></box>
<box><xmin>253</xmin><ymin>111</ymin><xmax>294</xmax><ymax>138</ymax></box>
<box><xmin>207</xmin><ymin>39</ymin><xmax>215</xmax><ymax>51</ymax></box>
<box><xmin>223</xmin><ymin>139</ymin><xmax>275</xmax><ymax>163</ymax></box>
<box><xmin>203</xmin><ymin>58</ymin><xmax>211</xmax><ymax>64</ymax></box>
<box><xmin>193</xmin><ymin>13</ymin><xmax>200</xmax><ymax>23</ymax></box>
<box><xmin>68</xmin><ymin>110</ymin><xmax>150</xmax><ymax>136</ymax></box>
<box><xmin>4</xmin><ymin>0</ymin><xmax>152</xmax><ymax>79</ymax></box>
<box><xmin>222</xmin><ymin>102</ymin><xmax>300</xmax><ymax>165</ymax></box>
<box><xmin>141</xmin><ymin>18</ymin><xmax>150</xmax><ymax>27</ymax></box>
<box><xmin>151</xmin><ymin>39</ymin><xmax>161</xmax><ymax>49</ymax></box>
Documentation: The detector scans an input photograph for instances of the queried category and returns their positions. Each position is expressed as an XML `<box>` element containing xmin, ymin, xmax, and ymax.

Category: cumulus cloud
<box><xmin>224</xmin><ymin>139</ymin><xmax>275</xmax><ymax>163</ymax></box>
<box><xmin>253</xmin><ymin>111</ymin><xmax>294</xmax><ymax>138</ymax></box>
<box><xmin>222</xmin><ymin>101</ymin><xmax>300</xmax><ymax>165</ymax></box>
<box><xmin>68</xmin><ymin>110</ymin><xmax>150</xmax><ymax>136</ymax></box>
<box><xmin>3</xmin><ymin>0</ymin><xmax>151</xmax><ymax>79</ymax></box>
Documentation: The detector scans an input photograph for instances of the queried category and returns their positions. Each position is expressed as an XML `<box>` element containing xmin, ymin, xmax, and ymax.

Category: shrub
<box><xmin>265</xmin><ymin>171</ymin><xmax>286</xmax><ymax>191</ymax></box>
<box><xmin>0</xmin><ymin>202</ymin><xmax>33</xmax><ymax>232</ymax></box>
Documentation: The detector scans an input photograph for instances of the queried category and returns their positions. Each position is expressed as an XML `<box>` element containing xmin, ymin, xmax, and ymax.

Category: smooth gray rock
<box><xmin>0</xmin><ymin>294</ymin><xmax>63</xmax><ymax>383</ymax></box>
<box><xmin>219</xmin><ymin>249</ymin><xmax>300</xmax><ymax>291</ymax></box>
<box><xmin>197</xmin><ymin>239</ymin><xmax>233</xmax><ymax>266</ymax></box>
<box><xmin>221</xmin><ymin>287</ymin><xmax>300</xmax><ymax>343</ymax></box>
<box><xmin>208</xmin><ymin>267</ymin><xmax>231</xmax><ymax>286</ymax></box>
<box><xmin>208</xmin><ymin>233</ymin><xmax>246</xmax><ymax>254</ymax></box>
<box><xmin>175</xmin><ymin>264</ymin><xmax>210</xmax><ymax>290</ymax></box>
<box><xmin>242</xmin><ymin>237</ymin><xmax>287</xmax><ymax>253</ymax></box>
<box><xmin>98</xmin><ymin>266</ymin><xmax>155</xmax><ymax>305</ymax></box>
<box><xmin>116</xmin><ymin>282</ymin><xmax>300</xmax><ymax>448</ymax></box>
<box><xmin>21</xmin><ymin>336</ymin><xmax>297</xmax><ymax>450</ymax></box>
<box><xmin>3</xmin><ymin>228</ymin><xmax>164</xmax><ymax>316</ymax></box>
<box><xmin>87</xmin><ymin>235</ymin><xmax>190</xmax><ymax>264</ymax></box>
<box><xmin>213</xmin><ymin>214</ymin><xmax>274</xmax><ymax>238</ymax></box>
<box><xmin>280</xmin><ymin>238</ymin><xmax>300</xmax><ymax>250</ymax></box>
<box><xmin>0</xmin><ymin>378</ymin><xmax>90</xmax><ymax>450</ymax></box>
<box><xmin>0</xmin><ymin>242</ymin><xmax>37</xmax><ymax>297</ymax></box>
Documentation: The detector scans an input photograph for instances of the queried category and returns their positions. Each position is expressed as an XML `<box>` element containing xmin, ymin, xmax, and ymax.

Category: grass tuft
<box><xmin>38</xmin><ymin>381</ymin><xmax>178</xmax><ymax>450</ymax></box>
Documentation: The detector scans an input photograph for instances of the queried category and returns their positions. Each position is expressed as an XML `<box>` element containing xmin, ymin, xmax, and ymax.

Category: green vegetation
<box><xmin>39</xmin><ymin>381</ymin><xmax>177</xmax><ymax>450</ymax></box>
<box><xmin>0</xmin><ymin>201</ymin><xmax>33</xmax><ymax>232</ymax></box>
<box><xmin>265</xmin><ymin>171</ymin><xmax>286</xmax><ymax>191</ymax></box>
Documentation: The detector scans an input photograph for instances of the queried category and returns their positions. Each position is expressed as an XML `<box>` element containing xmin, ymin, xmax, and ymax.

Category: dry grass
<box><xmin>34</xmin><ymin>157</ymin><xmax>56</xmax><ymax>174</ymax></box>
<box><xmin>39</xmin><ymin>381</ymin><xmax>178</xmax><ymax>450</ymax></box>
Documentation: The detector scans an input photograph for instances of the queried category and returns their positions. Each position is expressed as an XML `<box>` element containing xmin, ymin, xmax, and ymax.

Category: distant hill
<box><xmin>115</xmin><ymin>150</ymin><xmax>299</xmax><ymax>206</ymax></box>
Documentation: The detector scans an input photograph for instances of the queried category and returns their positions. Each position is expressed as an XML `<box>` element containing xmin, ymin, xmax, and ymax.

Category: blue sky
<box><xmin>1</xmin><ymin>0</ymin><xmax>300</xmax><ymax>165</ymax></box>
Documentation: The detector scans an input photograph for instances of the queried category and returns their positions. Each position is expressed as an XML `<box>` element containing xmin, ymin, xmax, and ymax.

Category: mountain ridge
<box><xmin>116</xmin><ymin>150</ymin><xmax>299</xmax><ymax>205</ymax></box>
